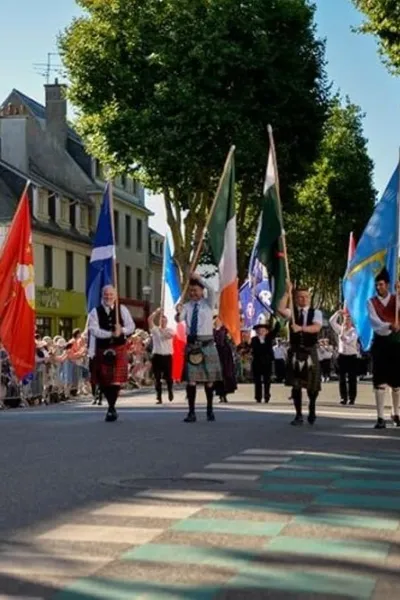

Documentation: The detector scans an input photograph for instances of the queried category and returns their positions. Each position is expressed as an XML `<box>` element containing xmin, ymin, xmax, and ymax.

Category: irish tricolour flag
<box><xmin>208</xmin><ymin>148</ymin><xmax>241</xmax><ymax>344</ymax></box>
<box><xmin>162</xmin><ymin>236</ymin><xmax>186</xmax><ymax>381</ymax></box>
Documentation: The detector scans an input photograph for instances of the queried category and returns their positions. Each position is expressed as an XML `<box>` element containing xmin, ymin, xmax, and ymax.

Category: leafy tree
<box><xmin>286</xmin><ymin>96</ymin><xmax>376</xmax><ymax>307</ymax></box>
<box><xmin>352</xmin><ymin>1</ymin><xmax>400</xmax><ymax>73</ymax></box>
<box><xmin>60</xmin><ymin>0</ymin><xmax>329</xmax><ymax>280</ymax></box>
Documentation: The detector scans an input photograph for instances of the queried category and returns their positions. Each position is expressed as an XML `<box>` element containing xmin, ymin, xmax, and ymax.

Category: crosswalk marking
<box><xmin>205</xmin><ymin>462</ymin><xmax>279</xmax><ymax>472</ymax></box>
<box><xmin>0</xmin><ymin>549</ymin><xmax>109</xmax><ymax>577</ymax></box>
<box><xmin>135</xmin><ymin>489</ymin><xmax>226</xmax><ymax>502</ymax></box>
<box><xmin>224</xmin><ymin>455</ymin><xmax>292</xmax><ymax>463</ymax></box>
<box><xmin>38</xmin><ymin>524</ymin><xmax>163</xmax><ymax>544</ymax></box>
<box><xmin>184</xmin><ymin>472</ymin><xmax>258</xmax><ymax>481</ymax></box>
<box><xmin>92</xmin><ymin>502</ymin><xmax>202</xmax><ymax>519</ymax></box>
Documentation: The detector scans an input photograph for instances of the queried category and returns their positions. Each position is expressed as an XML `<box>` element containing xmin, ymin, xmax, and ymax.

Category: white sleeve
<box><xmin>367</xmin><ymin>300</ymin><xmax>391</xmax><ymax>336</ymax></box>
<box><xmin>312</xmin><ymin>309</ymin><xmax>323</xmax><ymax>325</ymax></box>
<box><xmin>161</xmin><ymin>327</ymin><xmax>174</xmax><ymax>340</ymax></box>
<box><xmin>121</xmin><ymin>305</ymin><xmax>135</xmax><ymax>336</ymax></box>
<box><xmin>88</xmin><ymin>308</ymin><xmax>112</xmax><ymax>339</ymax></box>
<box><xmin>203</xmin><ymin>281</ymin><xmax>216</xmax><ymax>309</ymax></box>
<box><xmin>329</xmin><ymin>311</ymin><xmax>341</xmax><ymax>335</ymax></box>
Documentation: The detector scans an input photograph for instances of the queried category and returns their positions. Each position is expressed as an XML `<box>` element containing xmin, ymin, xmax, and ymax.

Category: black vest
<box><xmin>96</xmin><ymin>305</ymin><xmax>125</xmax><ymax>349</ymax></box>
<box><xmin>290</xmin><ymin>307</ymin><xmax>318</xmax><ymax>349</ymax></box>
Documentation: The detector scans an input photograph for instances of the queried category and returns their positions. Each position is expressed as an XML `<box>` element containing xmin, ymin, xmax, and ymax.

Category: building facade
<box><xmin>0</xmin><ymin>82</ymin><xmax>164</xmax><ymax>335</ymax></box>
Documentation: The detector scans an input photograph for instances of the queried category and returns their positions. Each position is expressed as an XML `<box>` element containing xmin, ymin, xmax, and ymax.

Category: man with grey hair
<box><xmin>88</xmin><ymin>285</ymin><xmax>135</xmax><ymax>421</ymax></box>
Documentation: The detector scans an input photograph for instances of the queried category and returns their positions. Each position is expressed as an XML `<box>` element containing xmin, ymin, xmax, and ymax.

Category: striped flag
<box><xmin>208</xmin><ymin>148</ymin><xmax>240</xmax><ymax>344</ymax></box>
<box><xmin>162</xmin><ymin>236</ymin><xmax>186</xmax><ymax>381</ymax></box>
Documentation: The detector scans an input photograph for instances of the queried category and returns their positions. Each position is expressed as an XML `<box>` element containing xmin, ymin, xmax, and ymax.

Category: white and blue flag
<box><xmin>86</xmin><ymin>182</ymin><xmax>116</xmax><ymax>311</ymax></box>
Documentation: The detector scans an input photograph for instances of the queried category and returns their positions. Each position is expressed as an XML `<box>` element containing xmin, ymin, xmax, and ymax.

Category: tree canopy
<box><xmin>352</xmin><ymin>1</ymin><xmax>400</xmax><ymax>73</ymax></box>
<box><xmin>60</xmin><ymin>0</ymin><xmax>329</xmax><ymax>278</ymax></box>
<box><xmin>287</xmin><ymin>96</ymin><xmax>376</xmax><ymax>307</ymax></box>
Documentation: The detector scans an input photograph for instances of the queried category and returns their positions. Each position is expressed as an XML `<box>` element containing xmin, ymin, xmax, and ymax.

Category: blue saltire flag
<box><xmin>247</xmin><ymin>214</ymin><xmax>273</xmax><ymax>315</ymax></box>
<box><xmin>86</xmin><ymin>182</ymin><xmax>116</xmax><ymax>312</ymax></box>
<box><xmin>343</xmin><ymin>165</ymin><xmax>400</xmax><ymax>350</ymax></box>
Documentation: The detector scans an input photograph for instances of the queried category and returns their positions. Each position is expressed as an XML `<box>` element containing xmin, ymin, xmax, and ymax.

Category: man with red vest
<box><xmin>367</xmin><ymin>268</ymin><xmax>400</xmax><ymax>429</ymax></box>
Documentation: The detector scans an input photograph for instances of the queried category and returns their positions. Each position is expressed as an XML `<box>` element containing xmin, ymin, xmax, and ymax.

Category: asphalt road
<box><xmin>0</xmin><ymin>382</ymin><xmax>399</xmax><ymax>599</ymax></box>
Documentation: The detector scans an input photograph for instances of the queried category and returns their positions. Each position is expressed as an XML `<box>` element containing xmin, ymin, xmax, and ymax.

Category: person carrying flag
<box><xmin>88</xmin><ymin>285</ymin><xmax>135</xmax><ymax>422</ymax></box>
<box><xmin>367</xmin><ymin>268</ymin><xmax>400</xmax><ymax>429</ymax></box>
<box><xmin>175</xmin><ymin>273</ymin><xmax>221</xmax><ymax>423</ymax></box>
<box><xmin>278</xmin><ymin>282</ymin><xmax>323</xmax><ymax>426</ymax></box>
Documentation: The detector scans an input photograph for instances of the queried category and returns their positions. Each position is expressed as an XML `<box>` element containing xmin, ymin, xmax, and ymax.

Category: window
<box><xmin>44</xmin><ymin>245</ymin><xmax>53</xmax><ymax>288</ymax></box>
<box><xmin>59</xmin><ymin>318</ymin><xmax>73</xmax><ymax>341</ymax></box>
<box><xmin>36</xmin><ymin>317</ymin><xmax>52</xmax><ymax>338</ymax></box>
<box><xmin>66</xmin><ymin>251</ymin><xmax>73</xmax><ymax>291</ymax></box>
<box><xmin>133</xmin><ymin>179</ymin><xmax>139</xmax><ymax>196</ymax></box>
<box><xmin>69</xmin><ymin>202</ymin><xmax>76</xmax><ymax>228</ymax></box>
<box><xmin>88</xmin><ymin>206</ymin><xmax>95</xmax><ymax>231</ymax></box>
<box><xmin>125</xmin><ymin>265</ymin><xmax>132</xmax><ymax>298</ymax></box>
<box><xmin>48</xmin><ymin>193</ymin><xmax>56</xmax><ymax>222</ymax></box>
<box><xmin>125</xmin><ymin>214</ymin><xmax>131</xmax><ymax>248</ymax></box>
<box><xmin>94</xmin><ymin>159</ymin><xmax>103</xmax><ymax>179</ymax></box>
<box><xmin>121</xmin><ymin>174</ymin><xmax>127</xmax><ymax>189</ymax></box>
<box><xmin>160</xmin><ymin>241</ymin><xmax>163</xmax><ymax>256</ymax></box>
<box><xmin>136</xmin><ymin>219</ymin><xmax>143</xmax><ymax>252</ymax></box>
<box><xmin>114</xmin><ymin>210</ymin><xmax>119</xmax><ymax>244</ymax></box>
<box><xmin>155</xmin><ymin>240</ymin><xmax>159</xmax><ymax>255</ymax></box>
<box><xmin>136</xmin><ymin>268</ymin><xmax>143</xmax><ymax>300</ymax></box>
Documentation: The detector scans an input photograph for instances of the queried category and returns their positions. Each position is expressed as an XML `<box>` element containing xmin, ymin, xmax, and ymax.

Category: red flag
<box><xmin>0</xmin><ymin>186</ymin><xmax>35</xmax><ymax>380</ymax></box>
<box><xmin>347</xmin><ymin>231</ymin><xmax>356</xmax><ymax>267</ymax></box>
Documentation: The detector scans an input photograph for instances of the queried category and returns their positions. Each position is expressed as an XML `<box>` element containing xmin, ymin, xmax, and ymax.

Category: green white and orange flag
<box><xmin>208</xmin><ymin>147</ymin><xmax>241</xmax><ymax>345</ymax></box>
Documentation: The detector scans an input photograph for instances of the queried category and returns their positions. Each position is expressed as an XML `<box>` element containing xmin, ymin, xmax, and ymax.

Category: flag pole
<box><xmin>395</xmin><ymin>151</ymin><xmax>400</xmax><ymax>327</ymax></box>
<box><xmin>267</xmin><ymin>125</ymin><xmax>293</xmax><ymax>315</ymax></box>
<box><xmin>160</xmin><ymin>228</ymin><xmax>168</xmax><ymax>318</ymax></box>
<box><xmin>108</xmin><ymin>179</ymin><xmax>120</xmax><ymax>326</ymax></box>
<box><xmin>180</xmin><ymin>145</ymin><xmax>236</xmax><ymax>301</ymax></box>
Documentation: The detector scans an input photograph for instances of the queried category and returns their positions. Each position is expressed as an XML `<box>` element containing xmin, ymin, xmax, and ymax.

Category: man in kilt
<box><xmin>367</xmin><ymin>268</ymin><xmax>400</xmax><ymax>429</ymax></box>
<box><xmin>176</xmin><ymin>273</ymin><xmax>221</xmax><ymax>422</ymax></box>
<box><xmin>278</xmin><ymin>282</ymin><xmax>323</xmax><ymax>426</ymax></box>
<box><xmin>88</xmin><ymin>285</ymin><xmax>135</xmax><ymax>422</ymax></box>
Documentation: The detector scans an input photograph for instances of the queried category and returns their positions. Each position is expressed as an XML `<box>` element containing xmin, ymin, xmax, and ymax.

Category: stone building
<box><xmin>0</xmin><ymin>81</ymin><xmax>163</xmax><ymax>335</ymax></box>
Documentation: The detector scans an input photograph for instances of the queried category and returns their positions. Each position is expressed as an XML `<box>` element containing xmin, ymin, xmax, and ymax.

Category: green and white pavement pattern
<box><xmin>5</xmin><ymin>448</ymin><xmax>400</xmax><ymax>599</ymax></box>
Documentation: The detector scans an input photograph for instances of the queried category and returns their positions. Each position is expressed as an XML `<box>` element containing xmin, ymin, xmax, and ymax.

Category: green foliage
<box><xmin>60</xmin><ymin>0</ymin><xmax>329</xmax><ymax>279</ymax></box>
<box><xmin>352</xmin><ymin>1</ymin><xmax>400</xmax><ymax>73</ymax></box>
<box><xmin>287</xmin><ymin>96</ymin><xmax>376</xmax><ymax>307</ymax></box>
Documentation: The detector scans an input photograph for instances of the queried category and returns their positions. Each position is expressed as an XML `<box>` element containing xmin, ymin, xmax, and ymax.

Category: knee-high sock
<box><xmin>186</xmin><ymin>384</ymin><xmax>196</xmax><ymax>413</ymax></box>
<box><xmin>391</xmin><ymin>388</ymin><xmax>400</xmax><ymax>417</ymax></box>
<box><xmin>104</xmin><ymin>385</ymin><xmax>120</xmax><ymax>409</ymax></box>
<box><xmin>292</xmin><ymin>388</ymin><xmax>302</xmax><ymax>417</ymax></box>
<box><xmin>374</xmin><ymin>387</ymin><xmax>386</xmax><ymax>420</ymax></box>
<box><xmin>205</xmin><ymin>385</ymin><xmax>214</xmax><ymax>414</ymax></box>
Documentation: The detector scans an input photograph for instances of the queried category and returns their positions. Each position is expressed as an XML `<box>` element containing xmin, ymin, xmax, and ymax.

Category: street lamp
<box><xmin>142</xmin><ymin>285</ymin><xmax>152</xmax><ymax>329</ymax></box>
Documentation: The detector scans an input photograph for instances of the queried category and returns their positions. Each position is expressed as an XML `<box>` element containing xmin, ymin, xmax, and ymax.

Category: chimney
<box><xmin>45</xmin><ymin>78</ymin><xmax>67</xmax><ymax>148</ymax></box>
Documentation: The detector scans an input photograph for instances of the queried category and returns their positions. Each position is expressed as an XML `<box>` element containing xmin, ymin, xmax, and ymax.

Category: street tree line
<box><xmin>60</xmin><ymin>0</ymin><xmax>376</xmax><ymax>307</ymax></box>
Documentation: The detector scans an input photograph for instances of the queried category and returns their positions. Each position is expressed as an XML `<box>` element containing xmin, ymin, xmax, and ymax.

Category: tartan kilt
<box><xmin>91</xmin><ymin>345</ymin><xmax>129</xmax><ymax>387</ymax></box>
<box><xmin>184</xmin><ymin>341</ymin><xmax>222</xmax><ymax>384</ymax></box>
<box><xmin>285</xmin><ymin>345</ymin><xmax>321</xmax><ymax>393</ymax></box>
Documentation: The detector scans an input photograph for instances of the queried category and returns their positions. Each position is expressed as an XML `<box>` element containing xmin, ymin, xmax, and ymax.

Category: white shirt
<box><xmin>367</xmin><ymin>295</ymin><xmax>393</xmax><ymax>337</ymax></box>
<box><xmin>151</xmin><ymin>326</ymin><xmax>173</xmax><ymax>356</ymax></box>
<box><xmin>87</xmin><ymin>303</ymin><xmax>135</xmax><ymax>357</ymax></box>
<box><xmin>177</xmin><ymin>279</ymin><xmax>216</xmax><ymax>337</ymax></box>
<box><xmin>329</xmin><ymin>311</ymin><xmax>358</xmax><ymax>355</ymax></box>
<box><xmin>282</xmin><ymin>305</ymin><xmax>323</xmax><ymax>326</ymax></box>
<box><xmin>273</xmin><ymin>345</ymin><xmax>286</xmax><ymax>360</ymax></box>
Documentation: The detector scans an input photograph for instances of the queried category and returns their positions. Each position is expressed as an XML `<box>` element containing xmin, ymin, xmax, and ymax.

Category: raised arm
<box><xmin>121</xmin><ymin>305</ymin><xmax>136</xmax><ymax>337</ymax></box>
<box><xmin>277</xmin><ymin>281</ymin><xmax>292</xmax><ymax>320</ymax></box>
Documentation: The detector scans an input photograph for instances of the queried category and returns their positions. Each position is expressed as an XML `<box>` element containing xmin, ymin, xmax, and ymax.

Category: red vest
<box><xmin>371</xmin><ymin>294</ymin><xmax>398</xmax><ymax>325</ymax></box>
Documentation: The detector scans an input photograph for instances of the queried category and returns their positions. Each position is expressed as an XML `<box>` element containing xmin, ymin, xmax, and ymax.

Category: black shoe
<box><xmin>391</xmin><ymin>415</ymin><xmax>400</xmax><ymax>427</ymax></box>
<box><xmin>340</xmin><ymin>399</ymin><xmax>347</xmax><ymax>405</ymax></box>
<box><xmin>168</xmin><ymin>392</ymin><xmax>174</xmax><ymax>402</ymax></box>
<box><xmin>183</xmin><ymin>412</ymin><xmax>196</xmax><ymax>423</ymax></box>
<box><xmin>291</xmin><ymin>416</ymin><xmax>303</xmax><ymax>426</ymax></box>
<box><xmin>374</xmin><ymin>418</ymin><xmax>386</xmax><ymax>429</ymax></box>
<box><xmin>308</xmin><ymin>414</ymin><xmax>316</xmax><ymax>425</ymax></box>
<box><xmin>156</xmin><ymin>399</ymin><xmax>162</xmax><ymax>405</ymax></box>
<box><xmin>207</xmin><ymin>411</ymin><xmax>216</xmax><ymax>422</ymax></box>
<box><xmin>264</xmin><ymin>397</ymin><xmax>270</xmax><ymax>403</ymax></box>
<box><xmin>105</xmin><ymin>408</ymin><xmax>117</xmax><ymax>422</ymax></box>
<box><xmin>98</xmin><ymin>399</ymin><xmax>103</xmax><ymax>406</ymax></box>
<box><xmin>92</xmin><ymin>399</ymin><xmax>97</xmax><ymax>405</ymax></box>
<box><xmin>256</xmin><ymin>399</ymin><xmax>262</xmax><ymax>403</ymax></box>
<box><xmin>349</xmin><ymin>400</ymin><xmax>355</xmax><ymax>405</ymax></box>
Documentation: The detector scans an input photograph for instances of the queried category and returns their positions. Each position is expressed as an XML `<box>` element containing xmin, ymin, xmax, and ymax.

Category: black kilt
<box><xmin>285</xmin><ymin>345</ymin><xmax>321</xmax><ymax>393</ymax></box>
<box><xmin>371</xmin><ymin>335</ymin><xmax>400</xmax><ymax>388</ymax></box>
<box><xmin>91</xmin><ymin>345</ymin><xmax>129</xmax><ymax>387</ymax></box>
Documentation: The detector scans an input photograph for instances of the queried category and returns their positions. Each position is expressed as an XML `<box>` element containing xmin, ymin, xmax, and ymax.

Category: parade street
<box><xmin>0</xmin><ymin>384</ymin><xmax>399</xmax><ymax>600</ymax></box>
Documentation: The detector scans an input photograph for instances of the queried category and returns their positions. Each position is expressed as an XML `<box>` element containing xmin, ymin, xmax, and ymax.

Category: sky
<box><xmin>1</xmin><ymin>0</ymin><xmax>400</xmax><ymax>235</ymax></box>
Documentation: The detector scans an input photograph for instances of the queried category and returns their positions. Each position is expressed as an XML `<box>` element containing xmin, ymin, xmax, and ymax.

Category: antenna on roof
<box><xmin>33</xmin><ymin>53</ymin><xmax>65</xmax><ymax>84</ymax></box>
